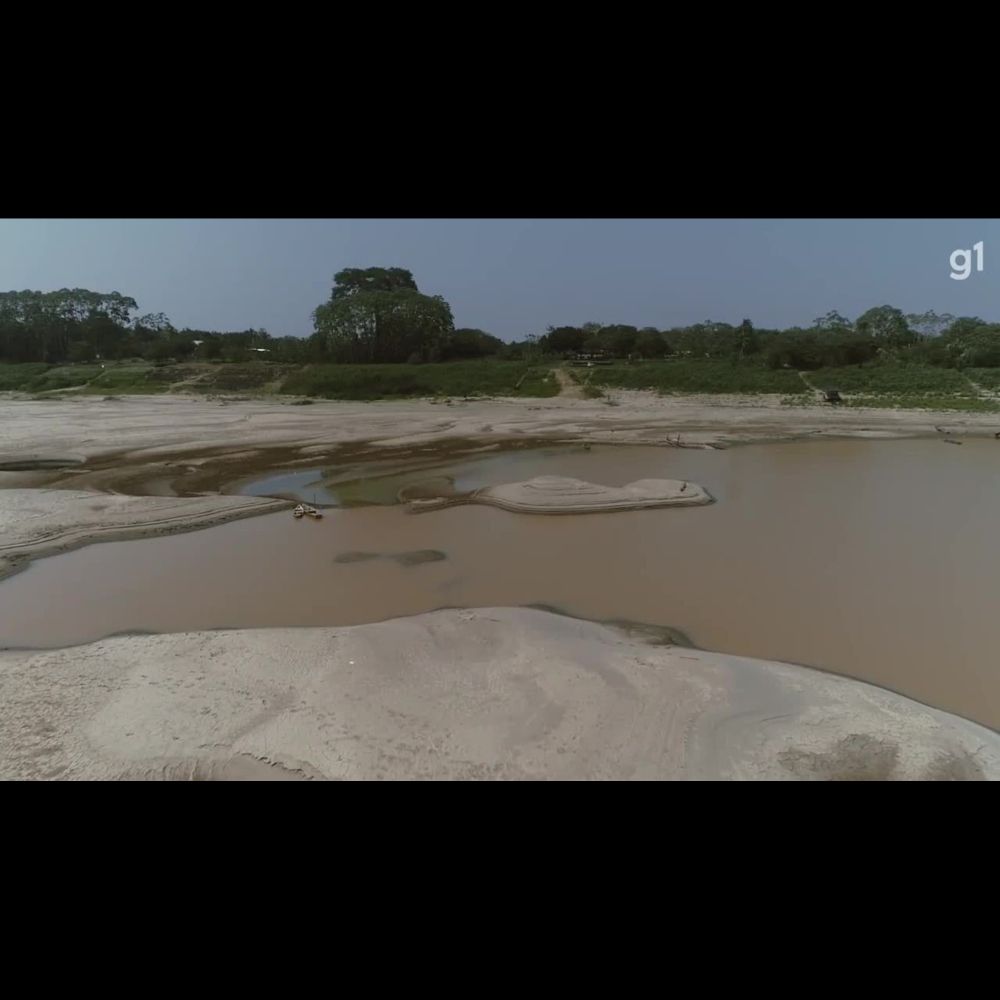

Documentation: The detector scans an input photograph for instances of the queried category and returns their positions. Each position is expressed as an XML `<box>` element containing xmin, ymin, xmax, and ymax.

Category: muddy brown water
<box><xmin>2</xmin><ymin>439</ymin><xmax>999</xmax><ymax>728</ymax></box>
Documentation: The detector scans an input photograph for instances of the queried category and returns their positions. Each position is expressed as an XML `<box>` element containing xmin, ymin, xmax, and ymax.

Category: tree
<box><xmin>330</xmin><ymin>267</ymin><xmax>418</xmax><ymax>300</ymax></box>
<box><xmin>855</xmin><ymin>305</ymin><xmax>915</xmax><ymax>348</ymax></box>
<box><xmin>542</xmin><ymin>326</ymin><xmax>586</xmax><ymax>354</ymax></box>
<box><xmin>944</xmin><ymin>316</ymin><xmax>986</xmax><ymax>340</ymax></box>
<box><xmin>737</xmin><ymin>318</ymin><xmax>758</xmax><ymax>360</ymax></box>
<box><xmin>440</xmin><ymin>328</ymin><xmax>503</xmax><ymax>360</ymax></box>
<box><xmin>136</xmin><ymin>312</ymin><xmax>174</xmax><ymax>334</ymax></box>
<box><xmin>906</xmin><ymin>310</ymin><xmax>954</xmax><ymax>338</ymax></box>
<box><xmin>313</xmin><ymin>285</ymin><xmax>454</xmax><ymax>363</ymax></box>
<box><xmin>635</xmin><ymin>328</ymin><xmax>669</xmax><ymax>358</ymax></box>
<box><xmin>600</xmin><ymin>325</ymin><xmax>639</xmax><ymax>357</ymax></box>
<box><xmin>812</xmin><ymin>310</ymin><xmax>852</xmax><ymax>331</ymax></box>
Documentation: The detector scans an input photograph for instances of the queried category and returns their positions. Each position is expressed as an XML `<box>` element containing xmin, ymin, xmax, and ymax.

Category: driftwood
<box><xmin>943</xmin><ymin>439</ymin><xmax>963</xmax><ymax>446</ymax></box>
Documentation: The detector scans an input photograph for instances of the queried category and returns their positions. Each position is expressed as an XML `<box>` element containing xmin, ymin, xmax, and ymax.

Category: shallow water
<box><xmin>2</xmin><ymin>438</ymin><xmax>999</xmax><ymax>728</ymax></box>
<box><xmin>239</xmin><ymin>444</ymin><xmax>619</xmax><ymax>505</ymax></box>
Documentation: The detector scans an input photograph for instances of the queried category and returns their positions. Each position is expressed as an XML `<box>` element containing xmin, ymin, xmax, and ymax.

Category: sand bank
<box><xmin>0</xmin><ymin>607</ymin><xmax>995</xmax><ymax>780</ymax></box>
<box><xmin>0</xmin><ymin>488</ymin><xmax>289</xmax><ymax>582</ymax></box>
<box><xmin>406</xmin><ymin>475</ymin><xmax>712</xmax><ymax>513</ymax></box>
<box><xmin>3</xmin><ymin>392</ymin><xmax>999</xmax><ymax>477</ymax></box>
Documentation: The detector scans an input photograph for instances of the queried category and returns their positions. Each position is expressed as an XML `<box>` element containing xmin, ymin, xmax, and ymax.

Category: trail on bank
<box><xmin>554</xmin><ymin>367</ymin><xmax>587</xmax><ymax>399</ymax></box>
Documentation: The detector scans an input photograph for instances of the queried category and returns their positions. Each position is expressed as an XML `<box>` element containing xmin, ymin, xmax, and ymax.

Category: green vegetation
<box><xmin>0</xmin><ymin>363</ymin><xmax>50</xmax><ymax>390</ymax></box>
<box><xmin>22</xmin><ymin>365</ymin><xmax>104</xmax><ymax>392</ymax></box>
<box><xmin>965</xmin><ymin>368</ymin><xmax>1000</xmax><ymax>390</ymax></box>
<box><xmin>191</xmin><ymin>364</ymin><xmax>295</xmax><ymax>393</ymax></box>
<box><xmin>281</xmin><ymin>362</ymin><xmax>558</xmax><ymax>400</ymax></box>
<box><xmin>5</xmin><ymin>269</ymin><xmax>1000</xmax><ymax>412</ymax></box>
<box><xmin>808</xmin><ymin>365</ymin><xmax>971</xmax><ymax>394</ymax></box>
<box><xmin>845</xmin><ymin>395</ymin><xmax>1000</xmax><ymax>413</ymax></box>
<box><xmin>574</xmin><ymin>360</ymin><xmax>807</xmax><ymax>394</ymax></box>
<box><xmin>81</xmin><ymin>366</ymin><xmax>174</xmax><ymax>394</ymax></box>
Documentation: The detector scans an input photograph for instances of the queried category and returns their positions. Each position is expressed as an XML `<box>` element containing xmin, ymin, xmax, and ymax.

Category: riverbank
<box><xmin>2</xmin><ymin>391</ymin><xmax>999</xmax><ymax>578</ymax></box>
<box><xmin>1</xmin><ymin>606</ymin><xmax>996</xmax><ymax>780</ymax></box>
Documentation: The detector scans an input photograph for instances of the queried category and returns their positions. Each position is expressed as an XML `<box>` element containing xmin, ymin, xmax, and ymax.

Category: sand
<box><xmin>0</xmin><ymin>489</ymin><xmax>289</xmax><ymax>582</ymax></box>
<box><xmin>2</xmin><ymin>392</ymin><xmax>996</xmax><ymax>579</ymax></box>
<box><xmin>1</xmin><ymin>607</ymin><xmax>996</xmax><ymax>780</ymax></box>
<box><xmin>406</xmin><ymin>475</ymin><xmax>712</xmax><ymax>513</ymax></box>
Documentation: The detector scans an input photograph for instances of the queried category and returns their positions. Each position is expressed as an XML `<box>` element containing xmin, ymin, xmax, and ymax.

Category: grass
<box><xmin>24</xmin><ymin>365</ymin><xmax>105</xmax><ymax>391</ymax></box>
<box><xmin>805</xmin><ymin>364</ymin><xmax>998</xmax><ymax>412</ymax></box>
<box><xmin>575</xmin><ymin>360</ymin><xmax>807</xmax><ymax>394</ymax></box>
<box><xmin>965</xmin><ymin>368</ymin><xmax>1000</xmax><ymax>390</ymax></box>
<box><xmin>845</xmin><ymin>394</ymin><xmax>1000</xmax><ymax>413</ymax></box>
<box><xmin>808</xmin><ymin>365</ymin><xmax>971</xmax><ymax>394</ymax></box>
<box><xmin>194</xmin><ymin>363</ymin><xmax>294</xmax><ymax>392</ymax></box>
<box><xmin>81</xmin><ymin>366</ymin><xmax>172</xmax><ymax>393</ymax></box>
<box><xmin>5</xmin><ymin>358</ymin><xmax>1000</xmax><ymax>411</ymax></box>
<box><xmin>0</xmin><ymin>363</ymin><xmax>51</xmax><ymax>390</ymax></box>
<box><xmin>280</xmin><ymin>361</ymin><xmax>559</xmax><ymax>400</ymax></box>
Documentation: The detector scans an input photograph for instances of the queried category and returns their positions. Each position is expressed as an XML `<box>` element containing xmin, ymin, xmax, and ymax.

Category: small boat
<box><xmin>292</xmin><ymin>504</ymin><xmax>306</xmax><ymax>518</ymax></box>
<box><xmin>301</xmin><ymin>503</ymin><xmax>323</xmax><ymax>519</ymax></box>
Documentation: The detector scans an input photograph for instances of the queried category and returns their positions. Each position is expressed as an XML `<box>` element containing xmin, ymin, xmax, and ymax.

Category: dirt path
<box><xmin>167</xmin><ymin>370</ymin><xmax>213</xmax><ymax>393</ymax></box>
<box><xmin>797</xmin><ymin>370</ymin><xmax>825</xmax><ymax>401</ymax></box>
<box><xmin>554</xmin><ymin>366</ymin><xmax>587</xmax><ymax>399</ymax></box>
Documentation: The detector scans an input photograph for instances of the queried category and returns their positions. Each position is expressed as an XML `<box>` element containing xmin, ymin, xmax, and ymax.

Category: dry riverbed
<box><xmin>2</xmin><ymin>392</ymin><xmax>999</xmax><ymax>780</ymax></box>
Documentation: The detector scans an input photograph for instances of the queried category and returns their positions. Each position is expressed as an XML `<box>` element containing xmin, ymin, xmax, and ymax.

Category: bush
<box><xmin>809</xmin><ymin>365</ymin><xmax>969</xmax><ymax>394</ymax></box>
<box><xmin>584</xmin><ymin>360</ymin><xmax>807</xmax><ymax>394</ymax></box>
<box><xmin>279</xmin><ymin>361</ymin><xmax>558</xmax><ymax>400</ymax></box>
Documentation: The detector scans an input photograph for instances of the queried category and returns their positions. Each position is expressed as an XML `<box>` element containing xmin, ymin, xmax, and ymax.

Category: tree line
<box><xmin>0</xmin><ymin>288</ymin><xmax>311</xmax><ymax>364</ymax></box>
<box><xmin>6</xmin><ymin>272</ymin><xmax>1000</xmax><ymax>371</ymax></box>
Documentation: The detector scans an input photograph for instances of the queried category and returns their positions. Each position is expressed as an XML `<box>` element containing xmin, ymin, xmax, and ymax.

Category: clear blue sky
<box><xmin>1</xmin><ymin>219</ymin><xmax>997</xmax><ymax>340</ymax></box>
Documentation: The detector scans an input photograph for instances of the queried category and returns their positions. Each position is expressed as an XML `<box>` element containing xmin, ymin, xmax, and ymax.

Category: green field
<box><xmin>280</xmin><ymin>361</ymin><xmax>559</xmax><ymax>400</ymax></box>
<box><xmin>81</xmin><ymin>366</ymin><xmax>175</xmax><ymax>393</ymax></box>
<box><xmin>965</xmin><ymin>368</ymin><xmax>1000</xmax><ymax>390</ymax></box>
<box><xmin>0</xmin><ymin>363</ymin><xmax>51</xmax><ymax>391</ymax></box>
<box><xmin>4</xmin><ymin>358</ymin><xmax>1000</xmax><ymax>408</ymax></box>
<box><xmin>805</xmin><ymin>365</ymin><xmax>995</xmax><ymax>411</ymax></box>
<box><xmin>574</xmin><ymin>360</ymin><xmax>808</xmax><ymax>394</ymax></box>
<box><xmin>845</xmin><ymin>394</ymin><xmax>1000</xmax><ymax>413</ymax></box>
<box><xmin>21</xmin><ymin>365</ymin><xmax>105</xmax><ymax>392</ymax></box>
<box><xmin>808</xmin><ymin>365</ymin><xmax>972</xmax><ymax>394</ymax></box>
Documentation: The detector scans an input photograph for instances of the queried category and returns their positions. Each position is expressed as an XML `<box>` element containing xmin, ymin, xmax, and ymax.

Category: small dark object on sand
<box><xmin>823</xmin><ymin>388</ymin><xmax>842</xmax><ymax>404</ymax></box>
<box><xmin>943</xmin><ymin>438</ymin><xmax>963</xmax><ymax>446</ymax></box>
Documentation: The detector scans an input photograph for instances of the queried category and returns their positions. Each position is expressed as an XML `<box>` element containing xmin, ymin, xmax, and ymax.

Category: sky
<box><xmin>1</xmin><ymin>219</ymin><xmax>997</xmax><ymax>340</ymax></box>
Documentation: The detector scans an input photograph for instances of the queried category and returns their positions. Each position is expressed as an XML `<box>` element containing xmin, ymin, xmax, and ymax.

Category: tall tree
<box><xmin>330</xmin><ymin>267</ymin><xmax>418</xmax><ymax>300</ymax></box>
<box><xmin>313</xmin><ymin>285</ymin><xmax>453</xmax><ymax>363</ymax></box>
<box><xmin>906</xmin><ymin>310</ymin><xmax>954</xmax><ymax>338</ymax></box>
<box><xmin>812</xmin><ymin>310</ymin><xmax>853</xmax><ymax>331</ymax></box>
<box><xmin>855</xmin><ymin>305</ymin><xmax>915</xmax><ymax>348</ymax></box>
